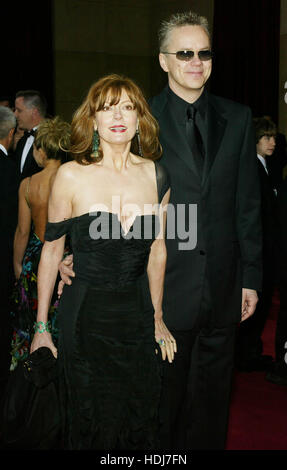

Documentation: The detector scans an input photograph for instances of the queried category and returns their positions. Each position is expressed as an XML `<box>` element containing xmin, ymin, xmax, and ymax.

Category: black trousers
<box><xmin>159</xmin><ymin>286</ymin><xmax>237</xmax><ymax>450</ymax></box>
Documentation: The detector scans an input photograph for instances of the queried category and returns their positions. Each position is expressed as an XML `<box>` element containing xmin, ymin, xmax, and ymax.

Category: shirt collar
<box><xmin>257</xmin><ymin>154</ymin><xmax>268</xmax><ymax>172</ymax></box>
<box><xmin>0</xmin><ymin>144</ymin><xmax>8</xmax><ymax>156</ymax></box>
<box><xmin>193</xmin><ymin>88</ymin><xmax>207</xmax><ymax>120</ymax></box>
<box><xmin>167</xmin><ymin>86</ymin><xmax>207</xmax><ymax>122</ymax></box>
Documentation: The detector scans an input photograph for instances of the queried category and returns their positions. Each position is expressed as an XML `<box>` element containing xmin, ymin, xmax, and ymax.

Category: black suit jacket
<box><xmin>277</xmin><ymin>178</ymin><xmax>287</xmax><ymax>283</ymax></box>
<box><xmin>149</xmin><ymin>87</ymin><xmax>262</xmax><ymax>330</ymax></box>
<box><xmin>0</xmin><ymin>149</ymin><xmax>18</xmax><ymax>286</ymax></box>
<box><xmin>13</xmin><ymin>134</ymin><xmax>41</xmax><ymax>183</ymax></box>
<box><xmin>257</xmin><ymin>159</ymin><xmax>278</xmax><ymax>273</ymax></box>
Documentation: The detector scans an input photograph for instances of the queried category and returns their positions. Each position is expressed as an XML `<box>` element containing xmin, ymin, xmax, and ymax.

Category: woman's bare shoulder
<box><xmin>18</xmin><ymin>176</ymin><xmax>31</xmax><ymax>195</ymax></box>
<box><xmin>131</xmin><ymin>154</ymin><xmax>155</xmax><ymax>169</ymax></box>
<box><xmin>55</xmin><ymin>160</ymin><xmax>82</xmax><ymax>181</ymax></box>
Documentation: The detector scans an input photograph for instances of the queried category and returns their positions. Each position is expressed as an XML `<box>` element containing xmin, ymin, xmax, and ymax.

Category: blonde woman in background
<box><xmin>10</xmin><ymin>116</ymin><xmax>71</xmax><ymax>370</ymax></box>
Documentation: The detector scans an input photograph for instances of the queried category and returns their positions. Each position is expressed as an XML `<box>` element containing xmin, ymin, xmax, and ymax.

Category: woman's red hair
<box><xmin>69</xmin><ymin>74</ymin><xmax>162</xmax><ymax>164</ymax></box>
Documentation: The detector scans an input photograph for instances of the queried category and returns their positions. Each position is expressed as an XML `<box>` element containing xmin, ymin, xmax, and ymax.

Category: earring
<box><xmin>136</xmin><ymin>127</ymin><xmax>143</xmax><ymax>157</ymax></box>
<box><xmin>92</xmin><ymin>129</ymin><xmax>99</xmax><ymax>157</ymax></box>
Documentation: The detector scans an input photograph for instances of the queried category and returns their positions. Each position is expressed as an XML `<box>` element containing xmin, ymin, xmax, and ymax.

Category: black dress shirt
<box><xmin>167</xmin><ymin>86</ymin><xmax>207</xmax><ymax>155</ymax></box>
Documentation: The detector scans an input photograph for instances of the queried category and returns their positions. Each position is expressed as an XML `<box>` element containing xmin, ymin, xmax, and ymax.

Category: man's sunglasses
<box><xmin>162</xmin><ymin>50</ymin><xmax>213</xmax><ymax>62</ymax></box>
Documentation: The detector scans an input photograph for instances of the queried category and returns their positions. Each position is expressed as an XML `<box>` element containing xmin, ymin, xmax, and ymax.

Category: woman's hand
<box><xmin>154</xmin><ymin>316</ymin><xmax>177</xmax><ymax>363</ymax></box>
<box><xmin>30</xmin><ymin>331</ymin><xmax>58</xmax><ymax>359</ymax></box>
<box><xmin>58</xmin><ymin>254</ymin><xmax>75</xmax><ymax>296</ymax></box>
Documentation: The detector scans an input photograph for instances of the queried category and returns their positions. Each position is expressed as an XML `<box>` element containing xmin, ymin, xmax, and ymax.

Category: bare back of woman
<box><xmin>10</xmin><ymin>116</ymin><xmax>70</xmax><ymax>371</ymax></box>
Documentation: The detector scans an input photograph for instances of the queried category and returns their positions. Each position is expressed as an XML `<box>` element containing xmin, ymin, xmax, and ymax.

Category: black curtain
<box><xmin>2</xmin><ymin>1</ymin><xmax>54</xmax><ymax>115</ymax></box>
<box><xmin>211</xmin><ymin>0</ymin><xmax>280</xmax><ymax>122</ymax></box>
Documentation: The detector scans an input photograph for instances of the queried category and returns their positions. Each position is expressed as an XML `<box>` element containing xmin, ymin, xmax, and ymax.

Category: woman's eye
<box><xmin>102</xmin><ymin>105</ymin><xmax>111</xmax><ymax>111</ymax></box>
<box><xmin>124</xmin><ymin>104</ymin><xmax>134</xmax><ymax>110</ymax></box>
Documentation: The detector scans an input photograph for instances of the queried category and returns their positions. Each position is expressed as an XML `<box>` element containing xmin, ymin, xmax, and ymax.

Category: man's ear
<box><xmin>8</xmin><ymin>127</ymin><xmax>15</xmax><ymax>145</ymax></box>
<box><xmin>159</xmin><ymin>53</ymin><xmax>169</xmax><ymax>73</ymax></box>
<box><xmin>8</xmin><ymin>127</ymin><xmax>15</xmax><ymax>139</ymax></box>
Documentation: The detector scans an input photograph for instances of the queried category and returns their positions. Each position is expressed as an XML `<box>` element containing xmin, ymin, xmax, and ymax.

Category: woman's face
<box><xmin>94</xmin><ymin>89</ymin><xmax>138</xmax><ymax>147</ymax></box>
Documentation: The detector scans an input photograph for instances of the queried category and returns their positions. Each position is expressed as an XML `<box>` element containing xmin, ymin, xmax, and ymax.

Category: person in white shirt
<box><xmin>235</xmin><ymin>116</ymin><xmax>278</xmax><ymax>372</ymax></box>
<box><xmin>256</xmin><ymin>116</ymin><xmax>277</xmax><ymax>195</ymax></box>
<box><xmin>13</xmin><ymin>90</ymin><xmax>47</xmax><ymax>181</ymax></box>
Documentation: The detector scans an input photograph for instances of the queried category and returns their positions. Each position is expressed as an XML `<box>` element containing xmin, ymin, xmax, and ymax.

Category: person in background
<box><xmin>10</xmin><ymin>116</ymin><xmax>71</xmax><ymax>370</ymax></box>
<box><xmin>236</xmin><ymin>116</ymin><xmax>278</xmax><ymax>372</ymax></box>
<box><xmin>0</xmin><ymin>96</ymin><xmax>12</xmax><ymax>108</ymax></box>
<box><xmin>0</xmin><ymin>95</ymin><xmax>24</xmax><ymax>154</ymax></box>
<box><xmin>266</xmin><ymin>173</ymin><xmax>287</xmax><ymax>385</ymax></box>
<box><xmin>13</xmin><ymin>90</ymin><xmax>47</xmax><ymax>182</ymax></box>
<box><xmin>0</xmin><ymin>106</ymin><xmax>18</xmax><ymax>397</ymax></box>
<box><xmin>266</xmin><ymin>130</ymin><xmax>287</xmax><ymax>192</ymax></box>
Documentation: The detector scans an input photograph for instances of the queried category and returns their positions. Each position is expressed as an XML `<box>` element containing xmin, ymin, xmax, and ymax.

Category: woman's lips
<box><xmin>109</xmin><ymin>125</ymin><xmax>127</xmax><ymax>132</ymax></box>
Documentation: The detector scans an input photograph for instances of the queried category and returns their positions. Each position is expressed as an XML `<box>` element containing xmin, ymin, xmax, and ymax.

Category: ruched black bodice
<box><xmin>44</xmin><ymin>162</ymin><xmax>170</xmax><ymax>450</ymax></box>
<box><xmin>46</xmin><ymin>212</ymin><xmax>159</xmax><ymax>288</ymax></box>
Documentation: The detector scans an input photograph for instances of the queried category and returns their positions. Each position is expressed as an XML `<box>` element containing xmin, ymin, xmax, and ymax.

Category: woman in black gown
<box><xmin>30</xmin><ymin>74</ymin><xmax>177</xmax><ymax>450</ymax></box>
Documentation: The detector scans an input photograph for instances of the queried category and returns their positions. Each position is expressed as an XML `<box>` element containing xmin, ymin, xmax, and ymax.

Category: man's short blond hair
<box><xmin>158</xmin><ymin>11</ymin><xmax>210</xmax><ymax>52</ymax></box>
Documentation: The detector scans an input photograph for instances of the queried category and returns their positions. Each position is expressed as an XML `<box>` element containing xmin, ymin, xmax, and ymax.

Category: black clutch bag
<box><xmin>1</xmin><ymin>347</ymin><xmax>61</xmax><ymax>449</ymax></box>
<box><xmin>23</xmin><ymin>346</ymin><xmax>58</xmax><ymax>388</ymax></box>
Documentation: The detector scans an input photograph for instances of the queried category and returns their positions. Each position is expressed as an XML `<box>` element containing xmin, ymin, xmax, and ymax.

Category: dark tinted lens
<box><xmin>176</xmin><ymin>50</ymin><xmax>194</xmax><ymax>61</ymax></box>
<box><xmin>198</xmin><ymin>50</ymin><xmax>213</xmax><ymax>61</ymax></box>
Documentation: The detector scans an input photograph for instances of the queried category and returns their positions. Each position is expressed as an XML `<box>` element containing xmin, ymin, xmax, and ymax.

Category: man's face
<box><xmin>257</xmin><ymin>135</ymin><xmax>276</xmax><ymax>158</ymax></box>
<box><xmin>14</xmin><ymin>97</ymin><xmax>34</xmax><ymax>130</ymax></box>
<box><xmin>159</xmin><ymin>25</ymin><xmax>212</xmax><ymax>101</ymax></box>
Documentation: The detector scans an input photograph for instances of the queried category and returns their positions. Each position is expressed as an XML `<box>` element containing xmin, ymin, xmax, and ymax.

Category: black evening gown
<box><xmin>44</xmin><ymin>162</ymin><xmax>170</xmax><ymax>450</ymax></box>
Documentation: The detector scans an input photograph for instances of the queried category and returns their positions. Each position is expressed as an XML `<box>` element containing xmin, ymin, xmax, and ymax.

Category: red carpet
<box><xmin>226</xmin><ymin>291</ymin><xmax>287</xmax><ymax>450</ymax></box>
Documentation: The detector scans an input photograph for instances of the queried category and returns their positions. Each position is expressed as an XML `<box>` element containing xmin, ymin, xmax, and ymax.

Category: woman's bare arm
<box><xmin>13</xmin><ymin>178</ymin><xmax>32</xmax><ymax>279</ymax></box>
<box><xmin>30</xmin><ymin>164</ymin><xmax>75</xmax><ymax>356</ymax></box>
<box><xmin>147</xmin><ymin>189</ymin><xmax>177</xmax><ymax>363</ymax></box>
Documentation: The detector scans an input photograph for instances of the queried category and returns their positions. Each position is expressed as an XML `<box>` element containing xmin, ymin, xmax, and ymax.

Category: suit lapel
<box><xmin>14</xmin><ymin>134</ymin><xmax>28</xmax><ymax>172</ymax></box>
<box><xmin>202</xmin><ymin>95</ymin><xmax>227</xmax><ymax>187</ymax></box>
<box><xmin>22</xmin><ymin>146</ymin><xmax>34</xmax><ymax>174</ymax></box>
<box><xmin>16</xmin><ymin>134</ymin><xmax>27</xmax><ymax>156</ymax></box>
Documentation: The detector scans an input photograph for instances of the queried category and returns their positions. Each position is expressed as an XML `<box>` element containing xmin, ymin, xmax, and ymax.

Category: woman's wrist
<box><xmin>33</xmin><ymin>320</ymin><xmax>51</xmax><ymax>334</ymax></box>
<box><xmin>154</xmin><ymin>311</ymin><xmax>163</xmax><ymax>321</ymax></box>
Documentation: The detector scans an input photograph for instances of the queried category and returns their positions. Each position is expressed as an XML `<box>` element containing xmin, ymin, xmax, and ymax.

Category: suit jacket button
<box><xmin>200</xmin><ymin>250</ymin><xmax>205</xmax><ymax>255</ymax></box>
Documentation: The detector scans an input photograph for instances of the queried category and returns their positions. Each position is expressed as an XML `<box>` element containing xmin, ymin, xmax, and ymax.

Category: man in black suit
<box><xmin>0</xmin><ymin>106</ymin><xmax>18</xmax><ymax>392</ymax></box>
<box><xmin>58</xmin><ymin>11</ymin><xmax>262</xmax><ymax>450</ymax></box>
<box><xmin>13</xmin><ymin>90</ymin><xmax>47</xmax><ymax>182</ymax></box>
<box><xmin>148</xmin><ymin>11</ymin><xmax>262</xmax><ymax>450</ymax></box>
<box><xmin>235</xmin><ymin>117</ymin><xmax>278</xmax><ymax>372</ymax></box>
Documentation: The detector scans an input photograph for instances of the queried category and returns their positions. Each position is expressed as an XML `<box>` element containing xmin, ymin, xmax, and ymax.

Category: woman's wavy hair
<box><xmin>69</xmin><ymin>74</ymin><xmax>162</xmax><ymax>164</ymax></box>
<box><xmin>34</xmin><ymin>116</ymin><xmax>71</xmax><ymax>162</ymax></box>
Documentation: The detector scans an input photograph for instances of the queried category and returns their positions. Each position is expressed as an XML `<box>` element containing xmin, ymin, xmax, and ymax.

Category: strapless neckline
<box><xmin>56</xmin><ymin>211</ymin><xmax>158</xmax><ymax>237</ymax></box>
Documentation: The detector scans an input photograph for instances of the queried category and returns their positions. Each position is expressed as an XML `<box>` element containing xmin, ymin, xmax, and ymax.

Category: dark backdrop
<box><xmin>211</xmin><ymin>0</ymin><xmax>280</xmax><ymax>122</ymax></box>
<box><xmin>1</xmin><ymin>0</ymin><xmax>280</xmax><ymax>122</ymax></box>
<box><xmin>1</xmin><ymin>0</ymin><xmax>54</xmax><ymax>115</ymax></box>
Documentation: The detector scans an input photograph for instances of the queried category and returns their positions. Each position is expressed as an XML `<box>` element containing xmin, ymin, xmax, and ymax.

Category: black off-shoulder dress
<box><xmin>44</xmin><ymin>162</ymin><xmax>170</xmax><ymax>450</ymax></box>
